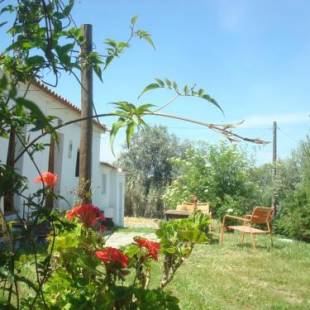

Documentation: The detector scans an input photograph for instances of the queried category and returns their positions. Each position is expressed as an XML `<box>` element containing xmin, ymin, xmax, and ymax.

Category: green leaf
<box><xmin>104</xmin><ymin>55</ymin><xmax>114</xmax><ymax>69</ymax></box>
<box><xmin>66</xmin><ymin>27</ymin><xmax>83</xmax><ymax>42</ymax></box>
<box><xmin>155</xmin><ymin>78</ymin><xmax>165</xmax><ymax>87</ymax></box>
<box><xmin>165</xmin><ymin>79</ymin><xmax>172</xmax><ymax>88</ymax></box>
<box><xmin>57</xmin><ymin>43</ymin><xmax>74</xmax><ymax>56</ymax></box>
<box><xmin>126</xmin><ymin>122</ymin><xmax>135</xmax><ymax>147</ymax></box>
<box><xmin>16</xmin><ymin>98</ymin><xmax>45</xmax><ymax>118</ymax></box>
<box><xmin>15</xmin><ymin>97</ymin><xmax>50</xmax><ymax>130</ymax></box>
<box><xmin>143</xmin><ymin>34</ymin><xmax>155</xmax><ymax>49</ymax></box>
<box><xmin>0</xmin><ymin>5</ymin><xmax>14</xmax><ymax>15</ymax></box>
<box><xmin>94</xmin><ymin>64</ymin><xmax>102</xmax><ymax>81</ymax></box>
<box><xmin>183</xmin><ymin>85</ymin><xmax>189</xmax><ymax>95</ymax></box>
<box><xmin>131</xmin><ymin>16</ymin><xmax>138</xmax><ymax>25</ymax></box>
<box><xmin>63</xmin><ymin>0</ymin><xmax>74</xmax><ymax>16</ymax></box>
<box><xmin>105</xmin><ymin>38</ymin><xmax>117</xmax><ymax>48</ymax></box>
<box><xmin>198</xmin><ymin>88</ymin><xmax>204</xmax><ymax>96</ymax></box>
<box><xmin>164</xmin><ymin>247</ymin><xmax>176</xmax><ymax>254</ymax></box>
<box><xmin>21</xmin><ymin>40</ymin><xmax>33</xmax><ymax>50</ymax></box>
<box><xmin>201</xmin><ymin>94</ymin><xmax>224</xmax><ymax>114</ymax></box>
<box><xmin>0</xmin><ymin>74</ymin><xmax>8</xmax><ymax>91</ymax></box>
<box><xmin>136</xmin><ymin>103</ymin><xmax>154</xmax><ymax>114</ymax></box>
<box><xmin>26</xmin><ymin>55</ymin><xmax>45</xmax><ymax>67</ymax></box>
<box><xmin>172</xmin><ymin>81</ymin><xmax>178</xmax><ymax>92</ymax></box>
<box><xmin>135</xmin><ymin>30</ymin><xmax>155</xmax><ymax>49</ymax></box>
<box><xmin>138</xmin><ymin>83</ymin><xmax>160</xmax><ymax>99</ymax></box>
<box><xmin>55</xmin><ymin>43</ymin><xmax>75</xmax><ymax>67</ymax></box>
<box><xmin>110</xmin><ymin>119</ymin><xmax>127</xmax><ymax>155</ymax></box>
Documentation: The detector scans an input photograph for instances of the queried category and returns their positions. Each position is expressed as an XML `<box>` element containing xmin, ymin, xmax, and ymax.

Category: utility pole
<box><xmin>79</xmin><ymin>24</ymin><xmax>93</xmax><ymax>203</ymax></box>
<box><xmin>272</xmin><ymin>121</ymin><xmax>277</xmax><ymax>213</ymax></box>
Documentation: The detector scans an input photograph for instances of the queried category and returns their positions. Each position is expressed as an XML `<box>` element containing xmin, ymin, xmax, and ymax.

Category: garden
<box><xmin>1</xmin><ymin>1</ymin><xmax>310</xmax><ymax>309</ymax></box>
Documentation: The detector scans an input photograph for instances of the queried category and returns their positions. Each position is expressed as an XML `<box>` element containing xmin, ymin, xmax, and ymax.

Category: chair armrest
<box><xmin>222</xmin><ymin>215</ymin><xmax>251</xmax><ymax>226</ymax></box>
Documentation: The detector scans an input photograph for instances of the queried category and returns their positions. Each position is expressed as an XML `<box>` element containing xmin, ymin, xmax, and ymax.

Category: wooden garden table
<box><xmin>164</xmin><ymin>209</ymin><xmax>191</xmax><ymax>220</ymax></box>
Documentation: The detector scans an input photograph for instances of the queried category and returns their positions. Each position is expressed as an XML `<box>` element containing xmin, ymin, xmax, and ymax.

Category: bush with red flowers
<box><xmin>39</xmin><ymin>186</ymin><xmax>210</xmax><ymax>309</ymax></box>
<box><xmin>66</xmin><ymin>203</ymin><xmax>105</xmax><ymax>228</ymax></box>
<box><xmin>34</xmin><ymin>171</ymin><xmax>58</xmax><ymax>188</ymax></box>
<box><xmin>95</xmin><ymin>247</ymin><xmax>128</xmax><ymax>268</ymax></box>
<box><xmin>134</xmin><ymin>237</ymin><xmax>160</xmax><ymax>260</ymax></box>
<box><xmin>12</xmin><ymin>171</ymin><xmax>210</xmax><ymax>308</ymax></box>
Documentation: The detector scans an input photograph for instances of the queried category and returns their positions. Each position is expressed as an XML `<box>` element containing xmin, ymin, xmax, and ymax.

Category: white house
<box><xmin>0</xmin><ymin>81</ymin><xmax>125</xmax><ymax>226</ymax></box>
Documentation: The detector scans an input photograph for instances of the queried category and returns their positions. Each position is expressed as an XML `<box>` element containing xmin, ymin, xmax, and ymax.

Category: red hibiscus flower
<box><xmin>34</xmin><ymin>171</ymin><xmax>58</xmax><ymax>188</ymax></box>
<box><xmin>134</xmin><ymin>237</ymin><xmax>160</xmax><ymax>260</ymax></box>
<box><xmin>66</xmin><ymin>204</ymin><xmax>104</xmax><ymax>227</ymax></box>
<box><xmin>95</xmin><ymin>247</ymin><xmax>128</xmax><ymax>268</ymax></box>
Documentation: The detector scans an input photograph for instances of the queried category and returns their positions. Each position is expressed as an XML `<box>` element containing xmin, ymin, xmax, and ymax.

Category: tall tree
<box><xmin>118</xmin><ymin>126</ymin><xmax>186</xmax><ymax>217</ymax></box>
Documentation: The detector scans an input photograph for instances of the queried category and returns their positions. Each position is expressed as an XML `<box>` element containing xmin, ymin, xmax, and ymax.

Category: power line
<box><xmin>278</xmin><ymin>127</ymin><xmax>299</xmax><ymax>144</ymax></box>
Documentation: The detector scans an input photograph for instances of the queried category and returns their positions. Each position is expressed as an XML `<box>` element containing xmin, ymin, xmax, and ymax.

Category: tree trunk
<box><xmin>4</xmin><ymin>129</ymin><xmax>16</xmax><ymax>213</ymax></box>
<box><xmin>78</xmin><ymin>24</ymin><xmax>93</xmax><ymax>203</ymax></box>
<box><xmin>46</xmin><ymin>135</ymin><xmax>55</xmax><ymax>210</ymax></box>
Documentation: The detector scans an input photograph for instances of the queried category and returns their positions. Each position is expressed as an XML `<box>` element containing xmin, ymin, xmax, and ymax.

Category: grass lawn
<box><xmin>10</xmin><ymin>227</ymin><xmax>310</xmax><ymax>309</ymax></box>
<box><xmin>147</xmin><ymin>232</ymin><xmax>310</xmax><ymax>310</ymax></box>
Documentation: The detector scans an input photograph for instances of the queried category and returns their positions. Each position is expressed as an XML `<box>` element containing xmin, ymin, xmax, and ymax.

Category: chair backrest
<box><xmin>176</xmin><ymin>203</ymin><xmax>196</xmax><ymax>212</ymax></box>
<box><xmin>250</xmin><ymin>207</ymin><xmax>273</xmax><ymax>224</ymax></box>
<box><xmin>176</xmin><ymin>204</ymin><xmax>185</xmax><ymax>211</ymax></box>
<box><xmin>196</xmin><ymin>203</ymin><xmax>210</xmax><ymax>214</ymax></box>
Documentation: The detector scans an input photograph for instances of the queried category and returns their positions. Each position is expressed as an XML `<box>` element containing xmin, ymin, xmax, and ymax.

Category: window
<box><xmin>68</xmin><ymin>140</ymin><xmax>73</xmax><ymax>158</ymax></box>
<box><xmin>101</xmin><ymin>174</ymin><xmax>107</xmax><ymax>194</ymax></box>
<box><xmin>75</xmin><ymin>150</ymin><xmax>80</xmax><ymax>177</ymax></box>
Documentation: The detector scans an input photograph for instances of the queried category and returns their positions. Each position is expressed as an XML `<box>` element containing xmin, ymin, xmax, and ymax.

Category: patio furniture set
<box><xmin>165</xmin><ymin>202</ymin><xmax>274</xmax><ymax>249</ymax></box>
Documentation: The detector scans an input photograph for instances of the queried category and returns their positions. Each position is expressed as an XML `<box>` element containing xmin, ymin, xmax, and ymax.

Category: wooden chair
<box><xmin>220</xmin><ymin>207</ymin><xmax>273</xmax><ymax>249</ymax></box>
<box><xmin>196</xmin><ymin>203</ymin><xmax>210</xmax><ymax>215</ymax></box>
<box><xmin>166</xmin><ymin>202</ymin><xmax>213</xmax><ymax>231</ymax></box>
<box><xmin>165</xmin><ymin>203</ymin><xmax>196</xmax><ymax>220</ymax></box>
<box><xmin>176</xmin><ymin>203</ymin><xmax>196</xmax><ymax>212</ymax></box>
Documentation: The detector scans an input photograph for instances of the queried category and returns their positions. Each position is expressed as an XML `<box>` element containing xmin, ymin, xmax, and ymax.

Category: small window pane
<box><xmin>75</xmin><ymin>150</ymin><xmax>80</xmax><ymax>177</ymax></box>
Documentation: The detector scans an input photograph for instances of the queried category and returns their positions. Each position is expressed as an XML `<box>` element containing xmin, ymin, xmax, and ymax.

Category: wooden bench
<box><xmin>165</xmin><ymin>202</ymin><xmax>211</xmax><ymax>220</ymax></box>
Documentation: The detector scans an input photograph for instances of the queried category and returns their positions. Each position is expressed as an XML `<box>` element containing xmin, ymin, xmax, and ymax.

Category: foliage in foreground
<box><xmin>17</xmin><ymin>204</ymin><xmax>209</xmax><ymax>309</ymax></box>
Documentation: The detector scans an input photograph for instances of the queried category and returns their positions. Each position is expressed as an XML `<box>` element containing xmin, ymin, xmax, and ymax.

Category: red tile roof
<box><xmin>33</xmin><ymin>80</ymin><xmax>106</xmax><ymax>132</ymax></box>
<box><xmin>100</xmin><ymin>161</ymin><xmax>127</xmax><ymax>173</ymax></box>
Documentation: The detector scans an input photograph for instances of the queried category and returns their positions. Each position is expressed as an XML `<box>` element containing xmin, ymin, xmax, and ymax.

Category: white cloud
<box><xmin>238</xmin><ymin>112</ymin><xmax>309</xmax><ymax>129</ymax></box>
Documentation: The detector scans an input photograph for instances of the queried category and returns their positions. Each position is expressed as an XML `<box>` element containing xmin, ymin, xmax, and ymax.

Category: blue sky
<box><xmin>4</xmin><ymin>0</ymin><xmax>310</xmax><ymax>164</ymax></box>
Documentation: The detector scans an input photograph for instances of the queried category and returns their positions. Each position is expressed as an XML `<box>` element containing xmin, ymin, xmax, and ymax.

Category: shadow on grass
<box><xmin>207</xmin><ymin>232</ymin><xmax>220</xmax><ymax>244</ymax></box>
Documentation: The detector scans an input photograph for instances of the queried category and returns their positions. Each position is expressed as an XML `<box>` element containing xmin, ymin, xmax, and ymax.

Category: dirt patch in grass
<box><xmin>124</xmin><ymin>217</ymin><xmax>160</xmax><ymax>229</ymax></box>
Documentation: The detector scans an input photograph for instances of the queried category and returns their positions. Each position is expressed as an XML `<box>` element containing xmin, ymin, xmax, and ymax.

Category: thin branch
<box><xmin>147</xmin><ymin>112</ymin><xmax>269</xmax><ymax>145</ymax></box>
<box><xmin>153</xmin><ymin>94</ymin><xmax>179</xmax><ymax>113</ymax></box>
<box><xmin>14</xmin><ymin>109</ymin><xmax>268</xmax><ymax>165</ymax></box>
<box><xmin>14</xmin><ymin>113</ymin><xmax>116</xmax><ymax>163</ymax></box>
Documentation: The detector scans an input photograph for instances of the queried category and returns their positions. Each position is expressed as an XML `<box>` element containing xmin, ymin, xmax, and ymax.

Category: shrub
<box><xmin>36</xmin><ymin>208</ymin><xmax>210</xmax><ymax>308</ymax></box>
<box><xmin>275</xmin><ymin>185</ymin><xmax>310</xmax><ymax>242</ymax></box>
<box><xmin>164</xmin><ymin>142</ymin><xmax>259</xmax><ymax>219</ymax></box>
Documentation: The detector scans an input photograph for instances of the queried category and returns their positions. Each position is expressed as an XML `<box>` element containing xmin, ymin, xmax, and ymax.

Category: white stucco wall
<box><xmin>98</xmin><ymin>164</ymin><xmax>125</xmax><ymax>226</ymax></box>
<box><xmin>0</xmin><ymin>137</ymin><xmax>9</xmax><ymax>164</ymax></box>
<box><xmin>19</xmin><ymin>84</ymin><xmax>104</xmax><ymax>211</ymax></box>
<box><xmin>0</xmin><ymin>83</ymin><xmax>125</xmax><ymax>226</ymax></box>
